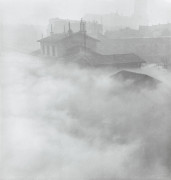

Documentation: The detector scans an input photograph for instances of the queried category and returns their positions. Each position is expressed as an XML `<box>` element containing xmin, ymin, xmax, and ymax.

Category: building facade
<box><xmin>38</xmin><ymin>20</ymin><xmax>99</xmax><ymax>57</ymax></box>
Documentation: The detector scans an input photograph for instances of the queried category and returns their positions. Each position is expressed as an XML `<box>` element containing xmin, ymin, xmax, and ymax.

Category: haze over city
<box><xmin>1</xmin><ymin>0</ymin><xmax>171</xmax><ymax>180</ymax></box>
<box><xmin>1</xmin><ymin>0</ymin><xmax>171</xmax><ymax>25</ymax></box>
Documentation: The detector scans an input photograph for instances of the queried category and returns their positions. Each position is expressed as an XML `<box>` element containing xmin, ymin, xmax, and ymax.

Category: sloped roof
<box><xmin>113</xmin><ymin>70</ymin><xmax>159</xmax><ymax>81</ymax></box>
<box><xmin>111</xmin><ymin>70</ymin><xmax>161</xmax><ymax>88</ymax></box>
<box><xmin>37</xmin><ymin>33</ymin><xmax>66</xmax><ymax>43</ymax></box>
<box><xmin>37</xmin><ymin>32</ymin><xmax>99</xmax><ymax>44</ymax></box>
<box><xmin>86</xmin><ymin>51</ymin><xmax>145</xmax><ymax>65</ymax></box>
<box><xmin>64</xmin><ymin>47</ymin><xmax>146</xmax><ymax>66</ymax></box>
<box><xmin>61</xmin><ymin>32</ymin><xmax>100</xmax><ymax>42</ymax></box>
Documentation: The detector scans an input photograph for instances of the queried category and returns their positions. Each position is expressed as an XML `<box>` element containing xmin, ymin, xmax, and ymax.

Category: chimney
<box><xmin>68</xmin><ymin>22</ymin><xmax>73</xmax><ymax>36</ymax></box>
<box><xmin>80</xmin><ymin>18</ymin><xmax>83</xmax><ymax>32</ymax></box>
<box><xmin>80</xmin><ymin>19</ymin><xmax>86</xmax><ymax>33</ymax></box>
<box><xmin>83</xmin><ymin>21</ymin><xmax>86</xmax><ymax>32</ymax></box>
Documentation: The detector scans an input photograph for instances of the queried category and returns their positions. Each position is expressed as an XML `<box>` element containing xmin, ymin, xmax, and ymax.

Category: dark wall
<box><xmin>97</xmin><ymin>37</ymin><xmax>171</xmax><ymax>63</ymax></box>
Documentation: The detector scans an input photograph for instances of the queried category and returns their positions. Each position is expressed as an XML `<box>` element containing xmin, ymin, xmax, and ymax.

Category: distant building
<box><xmin>104</xmin><ymin>22</ymin><xmax>171</xmax><ymax>39</ymax></box>
<box><xmin>84</xmin><ymin>0</ymin><xmax>148</xmax><ymax>31</ymax></box>
<box><xmin>84</xmin><ymin>13</ymin><xmax>137</xmax><ymax>31</ymax></box>
<box><xmin>105</xmin><ymin>27</ymin><xmax>141</xmax><ymax>39</ymax></box>
<box><xmin>139</xmin><ymin>23</ymin><xmax>171</xmax><ymax>37</ymax></box>
<box><xmin>47</xmin><ymin>18</ymin><xmax>103</xmax><ymax>38</ymax></box>
<box><xmin>97</xmin><ymin>36</ymin><xmax>171</xmax><ymax>63</ymax></box>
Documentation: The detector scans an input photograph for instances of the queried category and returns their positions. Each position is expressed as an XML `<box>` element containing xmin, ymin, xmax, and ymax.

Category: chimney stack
<box><xmin>80</xmin><ymin>19</ymin><xmax>86</xmax><ymax>33</ymax></box>
<box><xmin>68</xmin><ymin>22</ymin><xmax>73</xmax><ymax>36</ymax></box>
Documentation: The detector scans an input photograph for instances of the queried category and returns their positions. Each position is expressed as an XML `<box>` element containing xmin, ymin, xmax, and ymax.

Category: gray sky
<box><xmin>1</xmin><ymin>0</ymin><xmax>171</xmax><ymax>25</ymax></box>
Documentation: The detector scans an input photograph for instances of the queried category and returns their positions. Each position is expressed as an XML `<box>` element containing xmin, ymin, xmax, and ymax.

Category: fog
<box><xmin>1</xmin><ymin>0</ymin><xmax>171</xmax><ymax>25</ymax></box>
<box><xmin>0</xmin><ymin>51</ymin><xmax>171</xmax><ymax>179</ymax></box>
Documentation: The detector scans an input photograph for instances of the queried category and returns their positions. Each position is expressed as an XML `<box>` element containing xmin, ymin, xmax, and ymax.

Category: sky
<box><xmin>1</xmin><ymin>0</ymin><xmax>171</xmax><ymax>25</ymax></box>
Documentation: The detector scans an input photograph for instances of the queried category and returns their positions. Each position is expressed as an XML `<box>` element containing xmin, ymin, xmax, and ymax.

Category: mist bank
<box><xmin>0</xmin><ymin>24</ymin><xmax>44</xmax><ymax>53</ymax></box>
<box><xmin>1</xmin><ymin>51</ymin><xmax>171</xmax><ymax>180</ymax></box>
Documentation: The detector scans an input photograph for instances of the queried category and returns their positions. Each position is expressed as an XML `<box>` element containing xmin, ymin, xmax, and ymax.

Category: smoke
<box><xmin>1</xmin><ymin>51</ymin><xmax>171</xmax><ymax>180</ymax></box>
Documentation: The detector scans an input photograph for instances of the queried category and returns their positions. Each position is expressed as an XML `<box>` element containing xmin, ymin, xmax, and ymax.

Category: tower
<box><xmin>134</xmin><ymin>0</ymin><xmax>148</xmax><ymax>25</ymax></box>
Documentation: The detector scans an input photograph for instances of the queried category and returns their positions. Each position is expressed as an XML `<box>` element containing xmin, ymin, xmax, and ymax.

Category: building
<box><xmin>38</xmin><ymin>20</ymin><xmax>99</xmax><ymax>57</ymax></box>
<box><xmin>37</xmin><ymin>19</ymin><xmax>146</xmax><ymax>69</ymax></box>
<box><xmin>139</xmin><ymin>23</ymin><xmax>171</xmax><ymax>37</ymax></box>
<box><xmin>105</xmin><ymin>23</ymin><xmax>171</xmax><ymax>39</ymax></box>
<box><xmin>105</xmin><ymin>27</ymin><xmax>141</xmax><ymax>39</ymax></box>
<box><xmin>97</xmin><ymin>36</ymin><xmax>171</xmax><ymax>63</ymax></box>
<box><xmin>84</xmin><ymin>0</ymin><xmax>148</xmax><ymax>30</ymax></box>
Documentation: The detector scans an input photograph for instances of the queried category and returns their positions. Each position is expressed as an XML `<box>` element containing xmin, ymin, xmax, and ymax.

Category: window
<box><xmin>47</xmin><ymin>46</ymin><xmax>50</xmax><ymax>55</ymax></box>
<box><xmin>52</xmin><ymin>46</ymin><xmax>55</xmax><ymax>56</ymax></box>
<box><xmin>42</xmin><ymin>44</ymin><xmax>45</xmax><ymax>54</ymax></box>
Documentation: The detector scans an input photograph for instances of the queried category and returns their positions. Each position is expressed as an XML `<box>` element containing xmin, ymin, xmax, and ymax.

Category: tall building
<box><xmin>133</xmin><ymin>0</ymin><xmax>148</xmax><ymax>26</ymax></box>
<box><xmin>134</xmin><ymin>0</ymin><xmax>148</xmax><ymax>16</ymax></box>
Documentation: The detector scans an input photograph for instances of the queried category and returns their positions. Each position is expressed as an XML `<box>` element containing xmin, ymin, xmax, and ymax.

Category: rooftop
<box><xmin>37</xmin><ymin>31</ymin><xmax>100</xmax><ymax>44</ymax></box>
<box><xmin>64</xmin><ymin>46</ymin><xmax>146</xmax><ymax>66</ymax></box>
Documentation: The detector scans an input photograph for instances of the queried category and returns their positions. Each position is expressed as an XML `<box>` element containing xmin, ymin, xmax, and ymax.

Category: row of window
<box><xmin>42</xmin><ymin>45</ymin><xmax>56</xmax><ymax>56</ymax></box>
